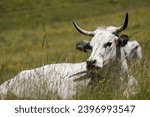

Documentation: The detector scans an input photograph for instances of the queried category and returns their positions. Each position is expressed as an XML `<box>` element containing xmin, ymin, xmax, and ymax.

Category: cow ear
<box><xmin>117</xmin><ymin>35</ymin><xmax>129</xmax><ymax>47</ymax></box>
<box><xmin>76</xmin><ymin>40</ymin><xmax>92</xmax><ymax>52</ymax></box>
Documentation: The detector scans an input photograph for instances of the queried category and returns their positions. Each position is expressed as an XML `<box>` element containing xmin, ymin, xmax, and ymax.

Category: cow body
<box><xmin>0</xmin><ymin>62</ymin><xmax>88</xmax><ymax>99</ymax></box>
<box><xmin>124</xmin><ymin>40</ymin><xmax>142</xmax><ymax>60</ymax></box>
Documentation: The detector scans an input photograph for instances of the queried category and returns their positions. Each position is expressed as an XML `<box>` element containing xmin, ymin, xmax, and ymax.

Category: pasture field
<box><xmin>0</xmin><ymin>0</ymin><xmax>150</xmax><ymax>99</ymax></box>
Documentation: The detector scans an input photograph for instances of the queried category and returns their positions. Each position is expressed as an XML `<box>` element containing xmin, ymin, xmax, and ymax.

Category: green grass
<box><xmin>0</xmin><ymin>0</ymin><xmax>150</xmax><ymax>99</ymax></box>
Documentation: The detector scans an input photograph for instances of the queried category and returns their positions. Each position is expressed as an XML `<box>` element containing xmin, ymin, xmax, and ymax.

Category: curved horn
<box><xmin>72</xmin><ymin>20</ymin><xmax>94</xmax><ymax>36</ymax></box>
<box><xmin>116</xmin><ymin>13</ymin><xmax>128</xmax><ymax>33</ymax></box>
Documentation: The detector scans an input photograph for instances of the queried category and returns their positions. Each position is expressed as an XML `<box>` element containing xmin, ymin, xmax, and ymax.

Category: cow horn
<box><xmin>72</xmin><ymin>20</ymin><xmax>94</xmax><ymax>36</ymax></box>
<box><xmin>116</xmin><ymin>13</ymin><xmax>128</xmax><ymax>33</ymax></box>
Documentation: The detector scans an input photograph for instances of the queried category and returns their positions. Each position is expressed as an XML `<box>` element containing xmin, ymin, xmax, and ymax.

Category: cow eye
<box><xmin>103</xmin><ymin>42</ymin><xmax>112</xmax><ymax>48</ymax></box>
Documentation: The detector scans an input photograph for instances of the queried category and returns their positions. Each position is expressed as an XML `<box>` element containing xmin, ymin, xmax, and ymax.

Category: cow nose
<box><xmin>86</xmin><ymin>60</ymin><xmax>96</xmax><ymax>67</ymax></box>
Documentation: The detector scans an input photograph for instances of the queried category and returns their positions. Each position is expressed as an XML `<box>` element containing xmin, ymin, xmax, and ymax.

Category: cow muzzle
<box><xmin>86</xmin><ymin>59</ymin><xmax>96</xmax><ymax>69</ymax></box>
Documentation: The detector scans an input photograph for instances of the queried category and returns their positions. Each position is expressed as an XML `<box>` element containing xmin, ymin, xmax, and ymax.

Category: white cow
<box><xmin>72</xmin><ymin>13</ymin><xmax>138</xmax><ymax>97</ymax></box>
<box><xmin>0</xmin><ymin>13</ymin><xmax>137</xmax><ymax>99</ymax></box>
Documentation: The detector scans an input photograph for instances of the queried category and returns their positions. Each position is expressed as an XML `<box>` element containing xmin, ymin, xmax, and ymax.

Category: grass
<box><xmin>0</xmin><ymin>0</ymin><xmax>150</xmax><ymax>99</ymax></box>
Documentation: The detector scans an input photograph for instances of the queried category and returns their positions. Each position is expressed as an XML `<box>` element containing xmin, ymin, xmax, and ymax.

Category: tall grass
<box><xmin>0</xmin><ymin>0</ymin><xmax>150</xmax><ymax>99</ymax></box>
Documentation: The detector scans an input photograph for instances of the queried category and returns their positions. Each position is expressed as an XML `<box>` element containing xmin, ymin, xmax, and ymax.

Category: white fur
<box><xmin>0</xmin><ymin>62</ymin><xmax>88</xmax><ymax>99</ymax></box>
<box><xmin>124</xmin><ymin>40</ymin><xmax>142</xmax><ymax>60</ymax></box>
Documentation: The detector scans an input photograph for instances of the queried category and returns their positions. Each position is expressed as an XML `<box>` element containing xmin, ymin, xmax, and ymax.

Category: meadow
<box><xmin>0</xmin><ymin>0</ymin><xmax>150</xmax><ymax>99</ymax></box>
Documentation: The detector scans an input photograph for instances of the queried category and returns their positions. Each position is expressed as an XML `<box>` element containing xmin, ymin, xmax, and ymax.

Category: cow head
<box><xmin>73</xmin><ymin>13</ymin><xmax>129</xmax><ymax>69</ymax></box>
